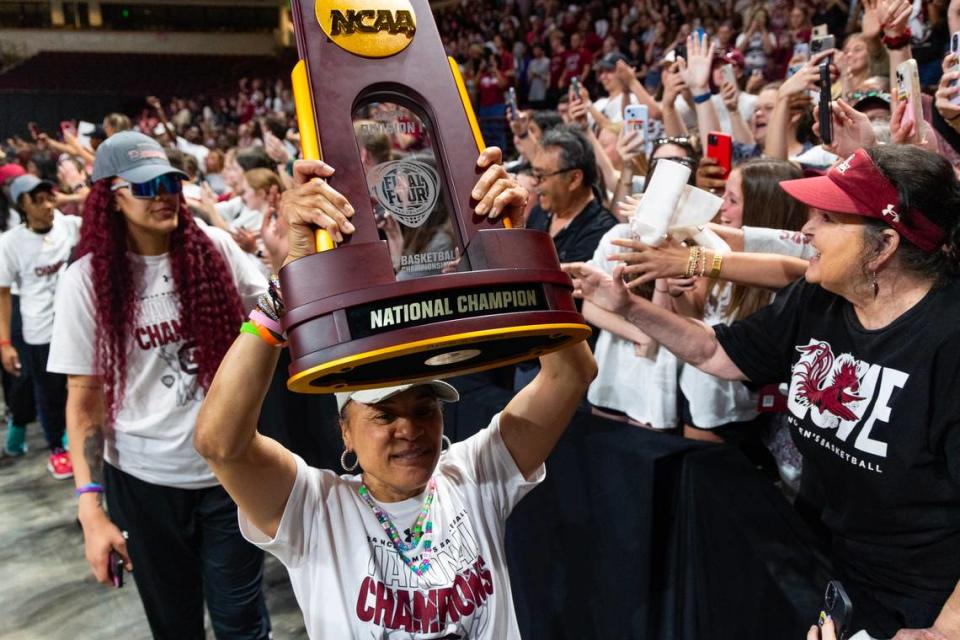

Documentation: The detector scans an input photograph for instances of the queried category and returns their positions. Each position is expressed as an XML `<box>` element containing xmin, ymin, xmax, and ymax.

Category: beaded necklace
<box><xmin>358</xmin><ymin>476</ymin><xmax>437</xmax><ymax>576</ymax></box>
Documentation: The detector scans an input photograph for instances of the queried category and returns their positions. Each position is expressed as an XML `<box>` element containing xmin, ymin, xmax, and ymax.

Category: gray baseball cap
<box><xmin>336</xmin><ymin>380</ymin><xmax>459</xmax><ymax>412</ymax></box>
<box><xmin>91</xmin><ymin>131</ymin><xmax>187</xmax><ymax>183</ymax></box>
<box><xmin>9</xmin><ymin>175</ymin><xmax>54</xmax><ymax>204</ymax></box>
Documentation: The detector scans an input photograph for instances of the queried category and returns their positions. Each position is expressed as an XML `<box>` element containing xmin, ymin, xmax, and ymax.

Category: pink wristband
<box><xmin>249</xmin><ymin>309</ymin><xmax>283</xmax><ymax>336</ymax></box>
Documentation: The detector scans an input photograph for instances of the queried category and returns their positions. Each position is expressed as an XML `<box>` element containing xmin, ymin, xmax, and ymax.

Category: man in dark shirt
<box><xmin>517</xmin><ymin>127</ymin><xmax>616</xmax><ymax>390</ymax></box>
<box><xmin>526</xmin><ymin>127</ymin><xmax>617</xmax><ymax>264</ymax></box>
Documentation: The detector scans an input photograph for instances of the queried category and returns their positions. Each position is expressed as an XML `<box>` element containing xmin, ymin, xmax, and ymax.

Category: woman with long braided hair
<box><xmin>48</xmin><ymin>132</ymin><xmax>271</xmax><ymax>639</ymax></box>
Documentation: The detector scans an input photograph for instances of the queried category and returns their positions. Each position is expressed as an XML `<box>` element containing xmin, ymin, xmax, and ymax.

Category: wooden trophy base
<box><xmin>287</xmin><ymin>319</ymin><xmax>589</xmax><ymax>393</ymax></box>
<box><xmin>281</xmin><ymin>229</ymin><xmax>590</xmax><ymax>393</ymax></box>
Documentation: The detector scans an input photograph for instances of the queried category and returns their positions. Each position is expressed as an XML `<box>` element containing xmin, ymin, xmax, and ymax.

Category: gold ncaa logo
<box><xmin>316</xmin><ymin>0</ymin><xmax>416</xmax><ymax>58</ymax></box>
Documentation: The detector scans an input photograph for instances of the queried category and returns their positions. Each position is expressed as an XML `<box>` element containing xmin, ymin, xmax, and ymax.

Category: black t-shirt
<box><xmin>526</xmin><ymin>198</ymin><xmax>618</xmax><ymax>264</ymax></box>
<box><xmin>715</xmin><ymin>279</ymin><xmax>960</xmax><ymax>606</ymax></box>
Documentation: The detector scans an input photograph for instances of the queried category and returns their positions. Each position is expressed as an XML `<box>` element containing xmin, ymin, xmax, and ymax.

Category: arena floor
<box><xmin>0</xmin><ymin>423</ymin><xmax>308</xmax><ymax>639</ymax></box>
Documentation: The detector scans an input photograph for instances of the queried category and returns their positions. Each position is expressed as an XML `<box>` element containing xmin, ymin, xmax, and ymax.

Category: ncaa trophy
<box><xmin>282</xmin><ymin>0</ymin><xmax>591</xmax><ymax>393</ymax></box>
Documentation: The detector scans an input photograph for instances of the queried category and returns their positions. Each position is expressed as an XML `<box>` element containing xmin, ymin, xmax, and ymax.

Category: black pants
<box><xmin>1</xmin><ymin>295</ymin><xmax>35</xmax><ymax>426</ymax></box>
<box><xmin>20</xmin><ymin>342</ymin><xmax>64</xmax><ymax>449</ymax></box>
<box><xmin>104</xmin><ymin>463</ymin><xmax>271</xmax><ymax>640</ymax></box>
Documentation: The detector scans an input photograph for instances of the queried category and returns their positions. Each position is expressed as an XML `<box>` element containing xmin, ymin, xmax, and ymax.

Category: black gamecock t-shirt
<box><xmin>715</xmin><ymin>278</ymin><xmax>960</xmax><ymax>604</ymax></box>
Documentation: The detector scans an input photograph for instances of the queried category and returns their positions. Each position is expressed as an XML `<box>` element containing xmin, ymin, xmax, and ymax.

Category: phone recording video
<box><xmin>819</xmin><ymin>63</ymin><xmax>833</xmax><ymax>145</ymax></box>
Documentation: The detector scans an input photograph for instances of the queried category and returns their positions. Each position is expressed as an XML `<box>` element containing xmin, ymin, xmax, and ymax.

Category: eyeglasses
<box><xmin>531</xmin><ymin>167</ymin><xmax>576</xmax><ymax>183</ymax></box>
<box><xmin>111</xmin><ymin>174</ymin><xmax>183</xmax><ymax>199</ymax></box>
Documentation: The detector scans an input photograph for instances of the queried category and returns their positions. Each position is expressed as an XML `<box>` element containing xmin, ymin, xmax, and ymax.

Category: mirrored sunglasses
<box><xmin>111</xmin><ymin>173</ymin><xmax>183</xmax><ymax>199</ymax></box>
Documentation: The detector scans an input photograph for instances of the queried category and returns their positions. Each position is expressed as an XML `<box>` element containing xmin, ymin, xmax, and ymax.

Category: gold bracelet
<box><xmin>698</xmin><ymin>248</ymin><xmax>708</xmax><ymax>277</ymax></box>
<box><xmin>709</xmin><ymin>252</ymin><xmax>724</xmax><ymax>279</ymax></box>
<box><xmin>684</xmin><ymin>247</ymin><xmax>698</xmax><ymax>278</ymax></box>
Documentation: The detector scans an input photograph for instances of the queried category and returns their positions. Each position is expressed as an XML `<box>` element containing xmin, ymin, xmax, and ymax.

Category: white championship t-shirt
<box><xmin>240</xmin><ymin>415</ymin><xmax>543</xmax><ymax>639</ymax></box>
<box><xmin>47</xmin><ymin>225</ymin><xmax>266</xmax><ymax>488</ymax></box>
<box><xmin>0</xmin><ymin>211</ymin><xmax>81</xmax><ymax>345</ymax></box>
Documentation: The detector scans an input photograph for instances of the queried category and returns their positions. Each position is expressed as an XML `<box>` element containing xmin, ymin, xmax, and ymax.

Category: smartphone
<box><xmin>108</xmin><ymin>550</ymin><xmax>125</xmax><ymax>589</ymax></box>
<box><xmin>60</xmin><ymin>120</ymin><xmax>76</xmax><ymax>138</ymax></box>
<box><xmin>624</xmin><ymin>104</ymin><xmax>649</xmax><ymax>141</ymax></box>
<box><xmin>27</xmin><ymin>122</ymin><xmax>40</xmax><ymax>141</ymax></box>
<box><xmin>896</xmin><ymin>59</ymin><xmax>923</xmax><ymax>135</ymax></box>
<box><xmin>812</xmin><ymin>24</ymin><xmax>829</xmax><ymax>38</ymax></box>
<box><xmin>817</xmin><ymin>581</ymin><xmax>853</xmax><ymax>640</ymax></box>
<box><xmin>793</xmin><ymin>42</ymin><xmax>810</xmax><ymax>61</ymax></box>
<box><xmin>810</xmin><ymin>34</ymin><xmax>836</xmax><ymax>57</ymax></box>
<box><xmin>721</xmin><ymin>63</ymin><xmax>737</xmax><ymax>88</ymax></box>
<box><xmin>819</xmin><ymin>63</ymin><xmax>833</xmax><ymax>145</ymax></box>
<box><xmin>570</xmin><ymin>76</ymin><xmax>582</xmax><ymax>100</ymax></box>
<box><xmin>506</xmin><ymin>86</ymin><xmax>519</xmax><ymax>121</ymax></box>
<box><xmin>675</xmin><ymin>42</ymin><xmax>687</xmax><ymax>62</ymax></box>
<box><xmin>706</xmin><ymin>131</ymin><xmax>733</xmax><ymax>179</ymax></box>
<box><xmin>951</xmin><ymin>32</ymin><xmax>960</xmax><ymax>106</ymax></box>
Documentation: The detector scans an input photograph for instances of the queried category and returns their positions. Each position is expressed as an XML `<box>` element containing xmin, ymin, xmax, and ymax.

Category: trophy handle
<box><xmin>292</xmin><ymin>60</ymin><xmax>337</xmax><ymax>252</ymax></box>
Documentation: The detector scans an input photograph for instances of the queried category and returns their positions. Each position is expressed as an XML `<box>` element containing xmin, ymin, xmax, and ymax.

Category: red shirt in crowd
<box><xmin>477</xmin><ymin>72</ymin><xmax>506</xmax><ymax>107</ymax></box>
<box><xmin>550</xmin><ymin>52</ymin><xmax>567</xmax><ymax>90</ymax></box>
<box><xmin>562</xmin><ymin>47</ymin><xmax>592</xmax><ymax>84</ymax></box>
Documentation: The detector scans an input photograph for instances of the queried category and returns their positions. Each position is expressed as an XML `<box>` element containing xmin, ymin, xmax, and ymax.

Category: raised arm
<box><xmin>680</xmin><ymin>33</ymin><xmax>720</xmax><ymax>152</ymax></box>
<box><xmin>499</xmin><ymin>340</ymin><xmax>597</xmax><ymax>478</ymax></box>
<box><xmin>766</xmin><ymin>49</ymin><xmax>832</xmax><ymax>159</ymax></box>
<box><xmin>660</xmin><ymin>61</ymin><xmax>691</xmax><ymax>138</ymax></box>
<box><xmin>194</xmin><ymin>330</ymin><xmax>295</xmax><ymax>539</ymax></box>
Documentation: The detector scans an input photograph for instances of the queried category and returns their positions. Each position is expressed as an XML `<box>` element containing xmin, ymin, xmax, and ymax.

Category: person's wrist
<box><xmin>78</xmin><ymin>496</ymin><xmax>107</xmax><ymax>523</ymax></box>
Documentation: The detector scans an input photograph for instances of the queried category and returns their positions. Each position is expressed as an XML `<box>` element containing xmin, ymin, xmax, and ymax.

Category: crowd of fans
<box><xmin>2</xmin><ymin>0</ymin><xmax>960</xmax><ymax>637</ymax></box>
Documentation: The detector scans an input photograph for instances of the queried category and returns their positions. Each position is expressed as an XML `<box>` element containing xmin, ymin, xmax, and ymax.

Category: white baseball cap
<box><xmin>335</xmin><ymin>381</ymin><xmax>459</xmax><ymax>412</ymax></box>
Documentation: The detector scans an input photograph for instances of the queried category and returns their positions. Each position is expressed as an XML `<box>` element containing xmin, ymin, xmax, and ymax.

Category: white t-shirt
<box><xmin>47</xmin><ymin>225</ymin><xmax>266</xmax><ymax>488</ymax></box>
<box><xmin>0</xmin><ymin>212</ymin><xmax>81</xmax><ymax>345</ymax></box>
<box><xmin>592</xmin><ymin>92</ymin><xmax>639</xmax><ymax>124</ymax></box>
<box><xmin>586</xmin><ymin>225</ymin><xmax>679</xmax><ymax>428</ymax></box>
<box><xmin>240</xmin><ymin>416</ymin><xmax>543</xmax><ymax>639</ymax></box>
<box><xmin>680</xmin><ymin>283</ymin><xmax>758</xmax><ymax>428</ymax></box>
<box><xmin>215</xmin><ymin>196</ymin><xmax>244</xmax><ymax>224</ymax></box>
<box><xmin>674</xmin><ymin>92</ymin><xmax>758</xmax><ymax>135</ymax></box>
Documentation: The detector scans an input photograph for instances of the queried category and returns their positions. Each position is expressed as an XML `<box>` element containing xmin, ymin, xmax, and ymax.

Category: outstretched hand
<box><xmin>609</xmin><ymin>236</ymin><xmax>690</xmax><ymax>286</ymax></box>
<box><xmin>562</xmin><ymin>262</ymin><xmax>633</xmax><ymax>316</ymax></box>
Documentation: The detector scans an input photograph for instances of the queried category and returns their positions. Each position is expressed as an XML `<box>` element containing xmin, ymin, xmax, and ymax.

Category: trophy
<box><xmin>281</xmin><ymin>0</ymin><xmax>590</xmax><ymax>393</ymax></box>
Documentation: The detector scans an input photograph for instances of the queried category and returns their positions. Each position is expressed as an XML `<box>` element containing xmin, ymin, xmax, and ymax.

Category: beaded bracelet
<box><xmin>684</xmin><ymin>247</ymin><xmax>698</xmax><ymax>278</ymax></box>
<box><xmin>74</xmin><ymin>482</ymin><xmax>104</xmax><ymax>497</ymax></box>
<box><xmin>697</xmin><ymin>249</ymin><xmax>708</xmax><ymax>277</ymax></box>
